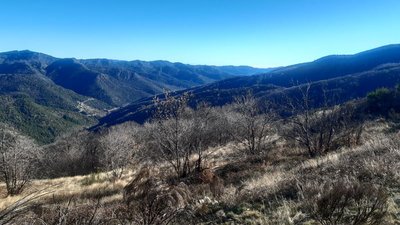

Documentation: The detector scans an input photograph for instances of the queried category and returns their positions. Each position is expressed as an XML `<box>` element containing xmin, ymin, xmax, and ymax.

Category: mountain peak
<box><xmin>0</xmin><ymin>50</ymin><xmax>56</xmax><ymax>66</ymax></box>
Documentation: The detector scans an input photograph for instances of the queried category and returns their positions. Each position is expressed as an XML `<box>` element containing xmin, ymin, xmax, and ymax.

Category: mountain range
<box><xmin>0</xmin><ymin>50</ymin><xmax>269</xmax><ymax>143</ymax></box>
<box><xmin>2</xmin><ymin>44</ymin><xmax>400</xmax><ymax>143</ymax></box>
<box><xmin>96</xmin><ymin>44</ymin><xmax>400</xmax><ymax>127</ymax></box>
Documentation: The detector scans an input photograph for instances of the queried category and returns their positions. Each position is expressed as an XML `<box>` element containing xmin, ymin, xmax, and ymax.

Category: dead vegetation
<box><xmin>1</xmin><ymin>88</ymin><xmax>400</xmax><ymax>224</ymax></box>
<box><xmin>302</xmin><ymin>179</ymin><xmax>388</xmax><ymax>225</ymax></box>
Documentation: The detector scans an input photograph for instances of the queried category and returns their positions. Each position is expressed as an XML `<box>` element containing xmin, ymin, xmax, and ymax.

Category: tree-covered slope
<box><xmin>0</xmin><ymin>50</ymin><xmax>267</xmax><ymax>143</ymax></box>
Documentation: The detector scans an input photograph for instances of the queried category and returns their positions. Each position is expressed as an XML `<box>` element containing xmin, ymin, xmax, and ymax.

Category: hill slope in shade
<box><xmin>68</xmin><ymin>59</ymin><xmax>269</xmax><ymax>105</ymax></box>
<box><xmin>95</xmin><ymin>44</ymin><xmax>400</xmax><ymax>127</ymax></box>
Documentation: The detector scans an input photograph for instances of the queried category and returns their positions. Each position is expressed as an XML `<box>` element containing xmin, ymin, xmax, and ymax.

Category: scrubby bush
<box><xmin>34</xmin><ymin>198</ymin><xmax>102</xmax><ymax>225</ymax></box>
<box><xmin>0</xmin><ymin>123</ymin><xmax>41</xmax><ymax>196</ymax></box>
<box><xmin>367</xmin><ymin>87</ymin><xmax>392</xmax><ymax>103</ymax></box>
<box><xmin>284</xmin><ymin>84</ymin><xmax>364</xmax><ymax>157</ymax></box>
<box><xmin>229</xmin><ymin>92</ymin><xmax>275</xmax><ymax>155</ymax></box>
<box><xmin>147</xmin><ymin>91</ymin><xmax>196</xmax><ymax>178</ymax></box>
<box><xmin>302</xmin><ymin>180</ymin><xmax>388</xmax><ymax>225</ymax></box>
<box><xmin>98</xmin><ymin>122</ymin><xmax>141</xmax><ymax>180</ymax></box>
<box><xmin>366</xmin><ymin>86</ymin><xmax>400</xmax><ymax>115</ymax></box>
<box><xmin>146</xmin><ymin>91</ymin><xmax>237</xmax><ymax>178</ymax></box>
<box><xmin>40</xmin><ymin>131</ymin><xmax>98</xmax><ymax>178</ymax></box>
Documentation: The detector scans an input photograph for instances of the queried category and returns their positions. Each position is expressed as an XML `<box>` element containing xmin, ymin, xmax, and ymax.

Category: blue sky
<box><xmin>0</xmin><ymin>0</ymin><xmax>399</xmax><ymax>67</ymax></box>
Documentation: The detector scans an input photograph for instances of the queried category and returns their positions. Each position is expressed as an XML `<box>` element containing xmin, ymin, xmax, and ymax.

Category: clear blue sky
<box><xmin>0</xmin><ymin>0</ymin><xmax>399</xmax><ymax>67</ymax></box>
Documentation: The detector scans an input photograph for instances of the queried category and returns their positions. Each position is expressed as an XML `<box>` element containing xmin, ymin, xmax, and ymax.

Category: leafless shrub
<box><xmin>32</xmin><ymin>197</ymin><xmax>102</xmax><ymax>225</ymax></box>
<box><xmin>285</xmin><ymin>84</ymin><xmax>364</xmax><ymax>157</ymax></box>
<box><xmin>148</xmin><ymin>91</ymin><xmax>222</xmax><ymax>178</ymax></box>
<box><xmin>99</xmin><ymin>122</ymin><xmax>140</xmax><ymax>180</ymax></box>
<box><xmin>148</xmin><ymin>91</ymin><xmax>195</xmax><ymax>178</ymax></box>
<box><xmin>189</xmin><ymin>102</ymin><xmax>219</xmax><ymax>172</ymax></box>
<box><xmin>0</xmin><ymin>123</ymin><xmax>42</xmax><ymax>196</ymax></box>
<box><xmin>229</xmin><ymin>92</ymin><xmax>275</xmax><ymax>155</ymax></box>
<box><xmin>302</xmin><ymin>179</ymin><xmax>388</xmax><ymax>225</ymax></box>
<box><xmin>144</xmin><ymin>91</ymin><xmax>269</xmax><ymax>179</ymax></box>
<box><xmin>40</xmin><ymin>130</ymin><xmax>109</xmax><ymax>178</ymax></box>
<box><xmin>40</xmin><ymin>131</ymin><xmax>92</xmax><ymax>178</ymax></box>
<box><xmin>206</xmin><ymin>106</ymin><xmax>236</xmax><ymax>146</ymax></box>
<box><xmin>331</xmin><ymin>102</ymin><xmax>365</xmax><ymax>149</ymax></box>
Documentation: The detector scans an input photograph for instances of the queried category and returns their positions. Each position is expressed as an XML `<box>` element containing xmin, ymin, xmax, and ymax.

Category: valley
<box><xmin>0</xmin><ymin>50</ymin><xmax>267</xmax><ymax>143</ymax></box>
<box><xmin>2</xmin><ymin>1</ymin><xmax>400</xmax><ymax>224</ymax></box>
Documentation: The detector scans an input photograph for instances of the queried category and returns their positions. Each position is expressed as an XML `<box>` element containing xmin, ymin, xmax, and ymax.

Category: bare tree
<box><xmin>147</xmin><ymin>90</ymin><xmax>276</xmax><ymax>178</ymax></box>
<box><xmin>99</xmin><ymin>122</ymin><xmax>140</xmax><ymax>180</ymax></box>
<box><xmin>148</xmin><ymin>91</ymin><xmax>223</xmax><ymax>177</ymax></box>
<box><xmin>188</xmin><ymin>102</ymin><xmax>215</xmax><ymax>172</ymax></box>
<box><xmin>149</xmin><ymin>91</ymin><xmax>194</xmax><ymax>178</ymax></box>
<box><xmin>208</xmin><ymin>106</ymin><xmax>236</xmax><ymax>146</ymax></box>
<box><xmin>0</xmin><ymin>123</ymin><xmax>41</xmax><ymax>196</ymax></box>
<box><xmin>41</xmin><ymin>131</ymin><xmax>89</xmax><ymax>178</ymax></box>
<box><xmin>285</xmin><ymin>84</ymin><xmax>339</xmax><ymax>157</ymax></box>
<box><xmin>230</xmin><ymin>92</ymin><xmax>275</xmax><ymax>155</ymax></box>
<box><xmin>336</xmin><ymin>102</ymin><xmax>364</xmax><ymax>148</ymax></box>
<box><xmin>285</xmin><ymin>84</ymin><xmax>363</xmax><ymax>157</ymax></box>
<box><xmin>81</xmin><ymin>132</ymin><xmax>103</xmax><ymax>173</ymax></box>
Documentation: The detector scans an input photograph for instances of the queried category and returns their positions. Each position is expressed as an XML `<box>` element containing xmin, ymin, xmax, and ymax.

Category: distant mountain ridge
<box><xmin>0</xmin><ymin>50</ymin><xmax>268</xmax><ymax>143</ymax></box>
<box><xmin>95</xmin><ymin>44</ymin><xmax>400</xmax><ymax>127</ymax></box>
<box><xmin>0</xmin><ymin>50</ymin><xmax>269</xmax><ymax>106</ymax></box>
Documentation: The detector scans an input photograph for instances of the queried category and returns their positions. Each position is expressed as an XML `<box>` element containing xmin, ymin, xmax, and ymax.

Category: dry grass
<box><xmin>198</xmin><ymin>123</ymin><xmax>395</xmax><ymax>224</ymax></box>
<box><xmin>0</xmin><ymin>142</ymin><xmax>239</xmax><ymax>215</ymax></box>
<box><xmin>242</xmin><ymin>145</ymin><xmax>361</xmax><ymax>197</ymax></box>
<box><xmin>1</xmin><ymin>119</ymin><xmax>399</xmax><ymax>224</ymax></box>
<box><xmin>223</xmin><ymin>121</ymin><xmax>400</xmax><ymax>224</ymax></box>
<box><xmin>0</xmin><ymin>170</ymin><xmax>135</xmax><ymax>210</ymax></box>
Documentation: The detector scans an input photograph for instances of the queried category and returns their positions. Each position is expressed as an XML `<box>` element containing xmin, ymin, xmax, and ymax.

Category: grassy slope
<box><xmin>1</xmin><ymin>120</ymin><xmax>399</xmax><ymax>224</ymax></box>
